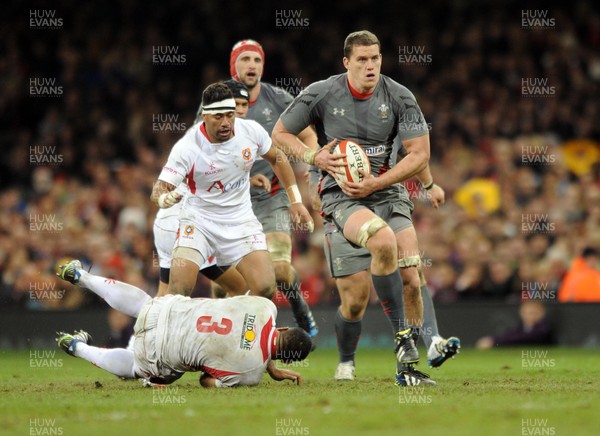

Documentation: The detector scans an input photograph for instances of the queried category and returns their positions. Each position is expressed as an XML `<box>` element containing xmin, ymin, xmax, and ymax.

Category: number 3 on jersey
<box><xmin>196</xmin><ymin>316</ymin><xmax>233</xmax><ymax>335</ymax></box>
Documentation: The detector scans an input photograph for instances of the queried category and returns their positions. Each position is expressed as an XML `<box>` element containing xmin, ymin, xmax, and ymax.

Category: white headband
<box><xmin>201</xmin><ymin>98</ymin><xmax>236</xmax><ymax>115</ymax></box>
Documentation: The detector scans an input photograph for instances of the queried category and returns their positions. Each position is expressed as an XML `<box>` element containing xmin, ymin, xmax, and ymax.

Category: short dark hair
<box><xmin>344</xmin><ymin>30</ymin><xmax>381</xmax><ymax>58</ymax></box>
<box><xmin>201</xmin><ymin>82</ymin><xmax>234</xmax><ymax>107</ymax></box>
<box><xmin>276</xmin><ymin>327</ymin><xmax>312</xmax><ymax>363</ymax></box>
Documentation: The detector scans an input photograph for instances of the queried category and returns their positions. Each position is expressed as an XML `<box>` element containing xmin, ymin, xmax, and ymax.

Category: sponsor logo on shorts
<box><xmin>242</xmin><ymin>148</ymin><xmax>252</xmax><ymax>160</ymax></box>
<box><xmin>184</xmin><ymin>225</ymin><xmax>194</xmax><ymax>236</ymax></box>
<box><xmin>240</xmin><ymin>313</ymin><xmax>257</xmax><ymax>350</ymax></box>
<box><xmin>363</xmin><ymin>145</ymin><xmax>386</xmax><ymax>156</ymax></box>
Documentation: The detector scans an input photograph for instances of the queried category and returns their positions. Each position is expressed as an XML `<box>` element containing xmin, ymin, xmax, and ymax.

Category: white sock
<box><xmin>78</xmin><ymin>271</ymin><xmax>151</xmax><ymax>317</ymax></box>
<box><xmin>428</xmin><ymin>335</ymin><xmax>442</xmax><ymax>356</ymax></box>
<box><xmin>74</xmin><ymin>343</ymin><xmax>136</xmax><ymax>379</ymax></box>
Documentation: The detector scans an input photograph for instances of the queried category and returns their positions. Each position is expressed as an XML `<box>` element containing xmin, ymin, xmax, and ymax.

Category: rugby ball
<box><xmin>333</xmin><ymin>140</ymin><xmax>371</xmax><ymax>187</ymax></box>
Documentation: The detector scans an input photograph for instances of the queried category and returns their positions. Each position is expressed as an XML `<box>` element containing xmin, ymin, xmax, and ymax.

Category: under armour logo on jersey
<box><xmin>262</xmin><ymin>107</ymin><xmax>273</xmax><ymax>121</ymax></box>
<box><xmin>333</xmin><ymin>108</ymin><xmax>345</xmax><ymax>116</ymax></box>
<box><xmin>378</xmin><ymin>104</ymin><xmax>389</xmax><ymax>118</ymax></box>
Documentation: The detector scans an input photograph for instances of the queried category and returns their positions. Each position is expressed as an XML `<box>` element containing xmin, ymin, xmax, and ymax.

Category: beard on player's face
<box><xmin>237</xmin><ymin>61</ymin><xmax>262</xmax><ymax>90</ymax></box>
<box><xmin>240</xmin><ymin>72</ymin><xmax>260</xmax><ymax>89</ymax></box>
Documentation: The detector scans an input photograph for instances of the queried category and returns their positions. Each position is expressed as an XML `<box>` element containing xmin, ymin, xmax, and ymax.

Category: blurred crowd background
<box><xmin>1</xmin><ymin>0</ymin><xmax>599</xmax><ymax>313</ymax></box>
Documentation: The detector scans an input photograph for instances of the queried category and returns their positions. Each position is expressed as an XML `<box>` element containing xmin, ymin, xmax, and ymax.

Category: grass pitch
<box><xmin>1</xmin><ymin>347</ymin><xmax>598</xmax><ymax>436</ymax></box>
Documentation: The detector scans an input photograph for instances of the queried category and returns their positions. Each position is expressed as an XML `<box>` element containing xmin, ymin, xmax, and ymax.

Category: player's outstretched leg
<box><xmin>279</xmin><ymin>270</ymin><xmax>319</xmax><ymax>338</ymax></box>
<box><xmin>418</xmin><ymin>271</ymin><xmax>461</xmax><ymax>367</ymax></box>
<box><xmin>428</xmin><ymin>336</ymin><xmax>461</xmax><ymax>368</ymax></box>
<box><xmin>56</xmin><ymin>330</ymin><xmax>136</xmax><ymax>379</ymax></box>
<box><xmin>57</xmin><ymin>260</ymin><xmax>151</xmax><ymax>317</ymax></box>
<box><xmin>56</xmin><ymin>330</ymin><xmax>92</xmax><ymax>356</ymax></box>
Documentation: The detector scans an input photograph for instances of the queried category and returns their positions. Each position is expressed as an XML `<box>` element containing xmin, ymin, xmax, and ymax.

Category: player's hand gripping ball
<box><xmin>333</xmin><ymin>140</ymin><xmax>371</xmax><ymax>187</ymax></box>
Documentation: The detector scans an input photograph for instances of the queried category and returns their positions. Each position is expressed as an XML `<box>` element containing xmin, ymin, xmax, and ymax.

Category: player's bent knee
<box><xmin>273</xmin><ymin>262</ymin><xmax>294</xmax><ymax>285</ymax></box>
<box><xmin>356</xmin><ymin>216</ymin><xmax>388</xmax><ymax>248</ymax></box>
<box><xmin>254</xmin><ymin>283</ymin><xmax>276</xmax><ymax>299</ymax></box>
<box><xmin>211</xmin><ymin>284</ymin><xmax>227</xmax><ymax>299</ymax></box>
<box><xmin>345</xmin><ymin>301</ymin><xmax>367</xmax><ymax>318</ymax></box>
<box><xmin>340</xmin><ymin>289</ymin><xmax>370</xmax><ymax>318</ymax></box>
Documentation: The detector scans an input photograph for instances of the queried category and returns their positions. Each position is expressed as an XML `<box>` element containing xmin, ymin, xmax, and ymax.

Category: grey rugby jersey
<box><xmin>247</xmin><ymin>82</ymin><xmax>293</xmax><ymax>201</ymax></box>
<box><xmin>280</xmin><ymin>73</ymin><xmax>428</xmax><ymax>194</ymax></box>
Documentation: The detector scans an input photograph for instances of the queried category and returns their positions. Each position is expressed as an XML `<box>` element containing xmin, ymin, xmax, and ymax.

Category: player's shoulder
<box><xmin>171</xmin><ymin>124</ymin><xmax>201</xmax><ymax>151</ymax></box>
<box><xmin>306</xmin><ymin>74</ymin><xmax>345</xmax><ymax>95</ymax></box>
<box><xmin>234</xmin><ymin>117</ymin><xmax>268</xmax><ymax>136</ymax></box>
<box><xmin>261</xmin><ymin>82</ymin><xmax>292</xmax><ymax>102</ymax></box>
<box><xmin>379</xmin><ymin>75</ymin><xmax>418</xmax><ymax>101</ymax></box>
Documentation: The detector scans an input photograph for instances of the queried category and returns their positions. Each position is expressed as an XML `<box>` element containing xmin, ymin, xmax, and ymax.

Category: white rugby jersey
<box><xmin>154</xmin><ymin>295</ymin><xmax>278</xmax><ymax>387</ymax></box>
<box><xmin>158</xmin><ymin>118</ymin><xmax>272</xmax><ymax>224</ymax></box>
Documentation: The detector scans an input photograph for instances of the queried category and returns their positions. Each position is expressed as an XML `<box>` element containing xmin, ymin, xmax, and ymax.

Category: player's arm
<box><xmin>307</xmin><ymin>166</ymin><xmax>322</xmax><ymax>211</ymax></box>
<box><xmin>397</xmin><ymin>141</ymin><xmax>444</xmax><ymax>208</ymax></box>
<box><xmin>272</xmin><ymin>83</ymin><xmax>344</xmax><ymax>176</ymax></box>
<box><xmin>296</xmin><ymin>125</ymin><xmax>319</xmax><ymax>151</ymax></box>
<box><xmin>199</xmin><ymin>372</ymin><xmax>241</xmax><ymax>388</ymax></box>
<box><xmin>414</xmin><ymin>164</ymin><xmax>445</xmax><ymax>208</ymax></box>
<box><xmin>382</xmin><ymin>133</ymin><xmax>430</xmax><ymax>183</ymax></box>
<box><xmin>272</xmin><ymin>119</ymin><xmax>344</xmax><ymax>177</ymax></box>
<box><xmin>151</xmin><ymin>139</ymin><xmax>190</xmax><ymax>208</ymax></box>
<box><xmin>150</xmin><ymin>180</ymin><xmax>182</xmax><ymax>208</ymax></box>
<box><xmin>266</xmin><ymin>361</ymin><xmax>302</xmax><ymax>385</ymax></box>
<box><xmin>199</xmin><ymin>373</ymin><xmax>218</xmax><ymax>388</ymax></box>
<box><xmin>341</xmin><ymin>133</ymin><xmax>430</xmax><ymax>198</ymax></box>
<box><xmin>262</xmin><ymin>146</ymin><xmax>314</xmax><ymax>230</ymax></box>
<box><xmin>250</xmin><ymin>174</ymin><xmax>271</xmax><ymax>192</ymax></box>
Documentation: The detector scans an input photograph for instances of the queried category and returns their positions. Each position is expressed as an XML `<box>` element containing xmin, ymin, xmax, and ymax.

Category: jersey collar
<box><xmin>347</xmin><ymin>78</ymin><xmax>374</xmax><ymax>99</ymax></box>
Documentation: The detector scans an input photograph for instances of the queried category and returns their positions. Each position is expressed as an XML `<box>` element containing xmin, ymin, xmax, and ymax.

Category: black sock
<box><xmin>335</xmin><ymin>310</ymin><xmax>361</xmax><ymax>363</ymax></box>
<box><xmin>279</xmin><ymin>273</ymin><xmax>310</xmax><ymax>324</ymax></box>
<box><xmin>420</xmin><ymin>284</ymin><xmax>439</xmax><ymax>349</ymax></box>
<box><xmin>372</xmin><ymin>270</ymin><xmax>406</xmax><ymax>333</ymax></box>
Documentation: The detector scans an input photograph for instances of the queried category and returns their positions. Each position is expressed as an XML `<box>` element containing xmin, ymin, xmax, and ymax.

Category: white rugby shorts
<box><xmin>174</xmin><ymin>208</ymin><xmax>267</xmax><ymax>267</ymax></box>
<box><xmin>153</xmin><ymin>208</ymin><xmax>219</xmax><ymax>270</ymax></box>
